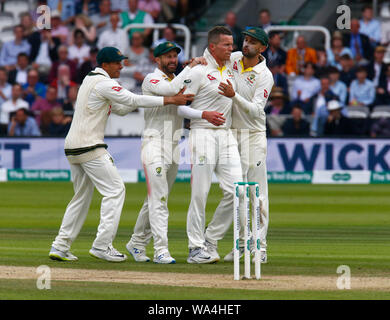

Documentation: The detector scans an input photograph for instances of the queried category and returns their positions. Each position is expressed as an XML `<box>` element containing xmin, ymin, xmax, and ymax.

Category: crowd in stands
<box><xmin>1</xmin><ymin>1</ymin><xmax>390</xmax><ymax>138</ymax></box>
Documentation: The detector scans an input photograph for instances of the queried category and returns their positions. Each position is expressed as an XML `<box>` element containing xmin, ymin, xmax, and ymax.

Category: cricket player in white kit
<box><xmin>126</xmin><ymin>42</ymin><xmax>225</xmax><ymax>264</ymax></box>
<box><xmin>219</xmin><ymin>27</ymin><xmax>274</xmax><ymax>263</ymax></box>
<box><xmin>49</xmin><ymin>47</ymin><xmax>193</xmax><ymax>262</ymax></box>
<box><xmin>184</xmin><ymin>26</ymin><xmax>243</xmax><ymax>264</ymax></box>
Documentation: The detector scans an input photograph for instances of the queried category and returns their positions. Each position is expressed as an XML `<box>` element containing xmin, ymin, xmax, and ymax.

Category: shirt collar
<box><xmin>203</xmin><ymin>48</ymin><xmax>228</xmax><ymax>71</ymax></box>
<box><xmin>93</xmin><ymin>67</ymin><xmax>110</xmax><ymax>78</ymax></box>
<box><xmin>154</xmin><ymin>67</ymin><xmax>174</xmax><ymax>81</ymax></box>
<box><xmin>239</xmin><ymin>54</ymin><xmax>267</xmax><ymax>74</ymax></box>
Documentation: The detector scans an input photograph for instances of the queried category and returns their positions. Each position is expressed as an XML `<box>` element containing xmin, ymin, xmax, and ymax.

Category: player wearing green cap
<box><xmin>49</xmin><ymin>47</ymin><xmax>194</xmax><ymax>263</ymax></box>
<box><xmin>126</xmin><ymin>42</ymin><xmax>226</xmax><ymax>264</ymax></box>
<box><xmin>218</xmin><ymin>27</ymin><xmax>274</xmax><ymax>264</ymax></box>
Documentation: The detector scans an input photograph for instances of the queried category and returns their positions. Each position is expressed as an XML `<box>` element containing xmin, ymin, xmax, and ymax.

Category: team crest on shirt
<box><xmin>227</xmin><ymin>69</ymin><xmax>234</xmax><ymax>78</ymax></box>
<box><xmin>198</xmin><ymin>155</ymin><xmax>206</xmax><ymax>165</ymax></box>
<box><xmin>245</xmin><ymin>74</ymin><xmax>256</xmax><ymax>86</ymax></box>
<box><xmin>155</xmin><ymin>167</ymin><xmax>162</xmax><ymax>176</ymax></box>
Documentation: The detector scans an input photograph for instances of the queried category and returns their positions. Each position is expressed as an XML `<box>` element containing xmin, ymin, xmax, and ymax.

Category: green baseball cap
<box><xmin>153</xmin><ymin>41</ymin><xmax>181</xmax><ymax>57</ymax></box>
<box><xmin>242</xmin><ymin>27</ymin><xmax>269</xmax><ymax>46</ymax></box>
<box><xmin>97</xmin><ymin>47</ymin><xmax>128</xmax><ymax>65</ymax></box>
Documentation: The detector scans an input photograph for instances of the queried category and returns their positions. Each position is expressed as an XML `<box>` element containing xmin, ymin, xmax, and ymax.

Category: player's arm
<box><xmin>96</xmin><ymin>80</ymin><xmax>193</xmax><ymax>115</ymax></box>
<box><xmin>177</xmin><ymin>105</ymin><xmax>225</xmax><ymax>126</ymax></box>
<box><xmin>218</xmin><ymin>75</ymin><xmax>274</xmax><ymax>119</ymax></box>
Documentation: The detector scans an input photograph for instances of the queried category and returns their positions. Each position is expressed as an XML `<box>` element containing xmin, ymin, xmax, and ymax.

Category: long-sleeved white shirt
<box><xmin>97</xmin><ymin>27</ymin><xmax>130</xmax><ymax>55</ymax></box>
<box><xmin>142</xmin><ymin>66</ymin><xmax>202</xmax><ymax>142</ymax></box>
<box><xmin>229</xmin><ymin>52</ymin><xmax>274</xmax><ymax>132</ymax></box>
<box><xmin>65</xmin><ymin>67</ymin><xmax>164</xmax><ymax>163</ymax></box>
<box><xmin>183</xmin><ymin>48</ymin><xmax>236</xmax><ymax>129</ymax></box>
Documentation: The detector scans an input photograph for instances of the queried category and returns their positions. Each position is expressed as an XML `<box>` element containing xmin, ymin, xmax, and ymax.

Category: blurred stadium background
<box><xmin>0</xmin><ymin>0</ymin><xmax>389</xmax><ymax>183</ymax></box>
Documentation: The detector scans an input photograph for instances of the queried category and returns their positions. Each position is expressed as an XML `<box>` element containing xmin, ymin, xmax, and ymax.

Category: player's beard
<box><xmin>242</xmin><ymin>45</ymin><xmax>258</xmax><ymax>58</ymax></box>
<box><xmin>162</xmin><ymin>62</ymin><xmax>177</xmax><ymax>75</ymax></box>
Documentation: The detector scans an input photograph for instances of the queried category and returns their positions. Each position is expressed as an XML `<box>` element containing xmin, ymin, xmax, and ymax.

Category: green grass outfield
<box><xmin>0</xmin><ymin>182</ymin><xmax>390</xmax><ymax>299</ymax></box>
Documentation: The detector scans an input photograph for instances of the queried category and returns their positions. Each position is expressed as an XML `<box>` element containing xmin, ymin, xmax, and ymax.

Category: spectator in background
<box><xmin>0</xmin><ymin>84</ymin><xmax>29</xmax><ymax>135</ymax></box>
<box><xmin>30</xmin><ymin>29</ymin><xmax>61</xmax><ymax>79</ymax></box>
<box><xmin>131</xmin><ymin>48</ymin><xmax>157</xmax><ymax>94</ymax></box>
<box><xmin>125</xmin><ymin>32</ymin><xmax>149</xmax><ymax>66</ymax></box>
<box><xmin>269</xmin><ymin>62</ymin><xmax>289</xmax><ymax>98</ymax></box>
<box><xmin>312</xmin><ymin>99</ymin><xmax>348</xmax><ymax>137</ymax></box>
<box><xmin>258</xmin><ymin>8</ymin><xmax>275</xmax><ymax>29</ymax></box>
<box><xmin>263</xmin><ymin>31</ymin><xmax>286</xmax><ymax>69</ymax></box>
<box><xmin>97</xmin><ymin>13</ymin><xmax>130</xmax><ymax>55</ymax></box>
<box><xmin>343</xmin><ymin>19</ymin><xmax>372</xmax><ymax>64</ymax></box>
<box><xmin>285</xmin><ymin>35</ymin><xmax>317</xmax><ymax>75</ymax></box>
<box><xmin>120</xmin><ymin>0</ymin><xmax>154</xmax><ymax>41</ymax></box>
<box><xmin>73</xmin><ymin>14</ymin><xmax>97</xmax><ymax>45</ymax></box>
<box><xmin>31</xmin><ymin>86</ymin><xmax>61</xmax><ymax>127</ymax></box>
<box><xmin>326</xmin><ymin>35</ymin><xmax>353</xmax><ymax>70</ymax></box>
<box><xmin>328</xmin><ymin>67</ymin><xmax>348</xmax><ymax>105</ymax></box>
<box><xmin>21</xmin><ymin>12</ymin><xmax>37</xmax><ymax>39</ymax></box>
<box><xmin>47</xmin><ymin>106</ymin><xmax>72</xmax><ymax>136</ymax></box>
<box><xmin>349</xmin><ymin>66</ymin><xmax>375</xmax><ymax>107</ymax></box>
<box><xmin>139</xmin><ymin>0</ymin><xmax>162</xmax><ymax>21</ymax></box>
<box><xmin>312</xmin><ymin>76</ymin><xmax>338</xmax><ymax>115</ymax></box>
<box><xmin>152</xmin><ymin>26</ymin><xmax>185</xmax><ymax>66</ymax></box>
<box><xmin>75</xmin><ymin>0</ymin><xmax>100</xmax><ymax>17</ymax></box>
<box><xmin>0</xmin><ymin>25</ymin><xmax>31</xmax><ymax>71</ymax></box>
<box><xmin>359</xmin><ymin>5</ymin><xmax>381</xmax><ymax>47</ymax></box>
<box><xmin>48</xmin><ymin>46</ymin><xmax>78</xmax><ymax>83</ymax></box>
<box><xmin>62</xmin><ymin>85</ymin><xmax>79</xmax><ymax>112</ymax></box>
<box><xmin>22</xmin><ymin>69</ymin><xmax>47</xmax><ymax>106</ymax></box>
<box><xmin>8</xmin><ymin>53</ymin><xmax>30</xmax><ymax>85</ymax></box>
<box><xmin>160</xmin><ymin>0</ymin><xmax>178</xmax><ymax>22</ymax></box>
<box><xmin>8</xmin><ymin>107</ymin><xmax>41</xmax><ymax>137</ymax></box>
<box><xmin>223</xmin><ymin>12</ymin><xmax>243</xmax><ymax>51</ymax></box>
<box><xmin>366</xmin><ymin>46</ymin><xmax>387</xmax><ymax>87</ymax></box>
<box><xmin>68</xmin><ymin>29</ymin><xmax>91</xmax><ymax>68</ymax></box>
<box><xmin>339</xmin><ymin>53</ymin><xmax>357</xmax><ymax>87</ymax></box>
<box><xmin>282</xmin><ymin>105</ymin><xmax>310</xmax><ymax>137</ymax></box>
<box><xmin>50</xmin><ymin>65</ymin><xmax>77</xmax><ymax>103</ymax></box>
<box><xmin>50</xmin><ymin>10</ymin><xmax>70</xmax><ymax>44</ymax></box>
<box><xmin>111</xmin><ymin>0</ymin><xmax>129</xmax><ymax>12</ymax></box>
<box><xmin>324</xmin><ymin>100</ymin><xmax>351</xmax><ymax>136</ymax></box>
<box><xmin>291</xmin><ymin>62</ymin><xmax>321</xmax><ymax>114</ymax></box>
<box><xmin>265</xmin><ymin>88</ymin><xmax>290</xmax><ymax>137</ymax></box>
<box><xmin>314</xmin><ymin>48</ymin><xmax>329</xmax><ymax>78</ymax></box>
<box><xmin>77</xmin><ymin>47</ymin><xmax>99</xmax><ymax>83</ymax></box>
<box><xmin>374</xmin><ymin>63</ymin><xmax>390</xmax><ymax>105</ymax></box>
<box><xmin>91</xmin><ymin>0</ymin><xmax>112</xmax><ymax>37</ymax></box>
<box><xmin>370</xmin><ymin>117</ymin><xmax>390</xmax><ymax>137</ymax></box>
<box><xmin>0</xmin><ymin>68</ymin><xmax>12</xmax><ymax>135</ymax></box>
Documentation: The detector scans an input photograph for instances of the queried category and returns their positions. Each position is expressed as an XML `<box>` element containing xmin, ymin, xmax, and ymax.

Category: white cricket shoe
<box><xmin>153</xmin><ymin>251</ymin><xmax>176</xmax><ymax>264</ymax></box>
<box><xmin>89</xmin><ymin>245</ymin><xmax>127</xmax><ymax>262</ymax></box>
<box><xmin>223</xmin><ymin>247</ymin><xmax>244</xmax><ymax>262</ymax></box>
<box><xmin>205</xmin><ymin>240</ymin><xmax>220</xmax><ymax>261</ymax></box>
<box><xmin>49</xmin><ymin>246</ymin><xmax>78</xmax><ymax>261</ymax></box>
<box><xmin>126</xmin><ymin>242</ymin><xmax>150</xmax><ymax>262</ymax></box>
<box><xmin>187</xmin><ymin>247</ymin><xmax>218</xmax><ymax>264</ymax></box>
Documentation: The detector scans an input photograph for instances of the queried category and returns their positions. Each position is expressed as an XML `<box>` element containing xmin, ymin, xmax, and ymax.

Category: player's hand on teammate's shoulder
<box><xmin>164</xmin><ymin>87</ymin><xmax>194</xmax><ymax>105</ymax></box>
<box><xmin>218</xmin><ymin>79</ymin><xmax>235</xmax><ymax>98</ymax></box>
<box><xmin>183</xmin><ymin>57</ymin><xmax>208</xmax><ymax>68</ymax></box>
<box><xmin>202</xmin><ymin>111</ymin><xmax>226</xmax><ymax>126</ymax></box>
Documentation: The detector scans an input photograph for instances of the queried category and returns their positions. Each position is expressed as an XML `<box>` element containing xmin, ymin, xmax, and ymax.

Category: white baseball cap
<box><xmin>327</xmin><ymin>100</ymin><xmax>342</xmax><ymax>111</ymax></box>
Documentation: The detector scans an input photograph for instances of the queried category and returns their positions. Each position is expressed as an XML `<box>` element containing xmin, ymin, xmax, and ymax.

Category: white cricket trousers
<box><xmin>52</xmin><ymin>153</ymin><xmax>125</xmax><ymax>252</ymax></box>
<box><xmin>187</xmin><ymin>128</ymin><xmax>242</xmax><ymax>249</ymax></box>
<box><xmin>234</xmin><ymin>130</ymin><xmax>269</xmax><ymax>251</ymax></box>
<box><xmin>130</xmin><ymin>138</ymin><xmax>179</xmax><ymax>254</ymax></box>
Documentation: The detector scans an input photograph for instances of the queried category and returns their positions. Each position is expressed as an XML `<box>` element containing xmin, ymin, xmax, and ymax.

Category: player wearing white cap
<box><xmin>182</xmin><ymin>26</ymin><xmax>243</xmax><ymax>264</ymax></box>
<box><xmin>126</xmin><ymin>42</ymin><xmax>225</xmax><ymax>264</ymax></box>
<box><xmin>218</xmin><ymin>27</ymin><xmax>274</xmax><ymax>263</ymax></box>
<box><xmin>49</xmin><ymin>47</ymin><xmax>193</xmax><ymax>262</ymax></box>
